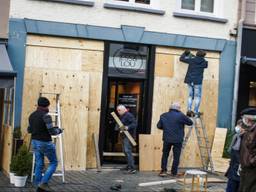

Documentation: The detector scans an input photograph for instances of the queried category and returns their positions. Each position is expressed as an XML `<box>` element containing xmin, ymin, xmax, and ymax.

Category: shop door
<box><xmin>103</xmin><ymin>79</ymin><xmax>143</xmax><ymax>162</ymax></box>
<box><xmin>99</xmin><ymin>42</ymin><xmax>155</xmax><ymax>164</ymax></box>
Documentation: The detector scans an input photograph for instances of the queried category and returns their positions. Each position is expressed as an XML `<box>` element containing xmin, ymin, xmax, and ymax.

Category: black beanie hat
<box><xmin>37</xmin><ymin>97</ymin><xmax>50</xmax><ymax>107</ymax></box>
<box><xmin>240</xmin><ymin>108</ymin><xmax>256</xmax><ymax>116</ymax></box>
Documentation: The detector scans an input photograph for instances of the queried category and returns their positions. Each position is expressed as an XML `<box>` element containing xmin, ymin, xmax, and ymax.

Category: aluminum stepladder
<box><xmin>31</xmin><ymin>93</ymin><xmax>65</xmax><ymax>183</ymax></box>
<box><xmin>179</xmin><ymin>116</ymin><xmax>214</xmax><ymax>172</ymax></box>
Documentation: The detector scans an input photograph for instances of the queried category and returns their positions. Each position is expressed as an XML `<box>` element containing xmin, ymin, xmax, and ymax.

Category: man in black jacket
<box><xmin>28</xmin><ymin>97</ymin><xmax>62</xmax><ymax>192</ymax></box>
<box><xmin>116</xmin><ymin>105</ymin><xmax>137</xmax><ymax>174</ymax></box>
<box><xmin>157</xmin><ymin>102</ymin><xmax>193</xmax><ymax>177</ymax></box>
<box><xmin>180</xmin><ymin>50</ymin><xmax>208</xmax><ymax>117</ymax></box>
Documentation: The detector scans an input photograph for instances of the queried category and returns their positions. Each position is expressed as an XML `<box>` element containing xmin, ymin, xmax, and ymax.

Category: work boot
<box><xmin>159</xmin><ymin>170</ymin><xmax>168</xmax><ymax>177</ymax></box>
<box><xmin>186</xmin><ymin>110</ymin><xmax>195</xmax><ymax>117</ymax></box>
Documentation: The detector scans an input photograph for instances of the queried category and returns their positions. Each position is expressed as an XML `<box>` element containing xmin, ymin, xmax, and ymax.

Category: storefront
<box><xmin>7</xmin><ymin>19</ymin><xmax>236</xmax><ymax>172</ymax></box>
<box><xmin>0</xmin><ymin>44</ymin><xmax>16</xmax><ymax>174</ymax></box>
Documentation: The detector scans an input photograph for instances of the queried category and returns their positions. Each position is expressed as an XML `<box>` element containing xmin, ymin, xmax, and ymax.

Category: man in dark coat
<box><xmin>179</xmin><ymin>50</ymin><xmax>208</xmax><ymax>117</ymax></box>
<box><xmin>116</xmin><ymin>104</ymin><xmax>137</xmax><ymax>174</ymax></box>
<box><xmin>28</xmin><ymin>97</ymin><xmax>63</xmax><ymax>192</ymax></box>
<box><xmin>238</xmin><ymin>108</ymin><xmax>256</xmax><ymax>192</ymax></box>
<box><xmin>157</xmin><ymin>102</ymin><xmax>193</xmax><ymax>177</ymax></box>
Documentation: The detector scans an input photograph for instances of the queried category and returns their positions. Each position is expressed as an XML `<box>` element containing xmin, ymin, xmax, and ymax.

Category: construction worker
<box><xmin>116</xmin><ymin>104</ymin><xmax>137</xmax><ymax>174</ymax></box>
<box><xmin>225</xmin><ymin>119</ymin><xmax>244</xmax><ymax>192</ymax></box>
<box><xmin>27</xmin><ymin>97</ymin><xmax>63</xmax><ymax>192</ymax></box>
<box><xmin>157</xmin><ymin>102</ymin><xmax>193</xmax><ymax>177</ymax></box>
<box><xmin>179</xmin><ymin>50</ymin><xmax>208</xmax><ymax>118</ymax></box>
<box><xmin>238</xmin><ymin>108</ymin><xmax>256</xmax><ymax>192</ymax></box>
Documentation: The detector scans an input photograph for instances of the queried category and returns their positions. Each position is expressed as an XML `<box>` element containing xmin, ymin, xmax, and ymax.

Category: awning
<box><xmin>0</xmin><ymin>44</ymin><xmax>16</xmax><ymax>88</ymax></box>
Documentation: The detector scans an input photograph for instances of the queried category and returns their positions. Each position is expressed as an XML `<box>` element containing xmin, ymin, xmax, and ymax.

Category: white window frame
<box><xmin>176</xmin><ymin>0</ymin><xmax>223</xmax><ymax>18</ymax></box>
<box><xmin>106</xmin><ymin>0</ymin><xmax>160</xmax><ymax>9</ymax></box>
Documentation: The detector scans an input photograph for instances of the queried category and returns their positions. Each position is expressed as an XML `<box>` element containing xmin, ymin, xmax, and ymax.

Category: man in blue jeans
<box><xmin>179</xmin><ymin>50</ymin><xmax>208</xmax><ymax>117</ymax></box>
<box><xmin>157</xmin><ymin>102</ymin><xmax>193</xmax><ymax>177</ymax></box>
<box><xmin>116</xmin><ymin>105</ymin><xmax>137</xmax><ymax>174</ymax></box>
<box><xmin>28</xmin><ymin>97</ymin><xmax>62</xmax><ymax>192</ymax></box>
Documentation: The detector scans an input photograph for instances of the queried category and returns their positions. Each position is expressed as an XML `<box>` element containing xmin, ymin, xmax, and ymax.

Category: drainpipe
<box><xmin>231</xmin><ymin>0</ymin><xmax>246</xmax><ymax>129</ymax></box>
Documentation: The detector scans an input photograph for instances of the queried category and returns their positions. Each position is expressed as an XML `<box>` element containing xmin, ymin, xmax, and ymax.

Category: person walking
<box><xmin>225</xmin><ymin>119</ymin><xmax>244</xmax><ymax>192</ymax></box>
<box><xmin>238</xmin><ymin>108</ymin><xmax>256</xmax><ymax>192</ymax></box>
<box><xmin>27</xmin><ymin>97</ymin><xmax>63</xmax><ymax>192</ymax></box>
<box><xmin>179</xmin><ymin>50</ymin><xmax>208</xmax><ymax>117</ymax></box>
<box><xmin>157</xmin><ymin>102</ymin><xmax>193</xmax><ymax>177</ymax></box>
<box><xmin>116</xmin><ymin>105</ymin><xmax>137</xmax><ymax>174</ymax></box>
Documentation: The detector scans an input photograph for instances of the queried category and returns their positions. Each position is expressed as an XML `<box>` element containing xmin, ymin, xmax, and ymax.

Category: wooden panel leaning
<box><xmin>110</xmin><ymin>112</ymin><xmax>137</xmax><ymax>146</ymax></box>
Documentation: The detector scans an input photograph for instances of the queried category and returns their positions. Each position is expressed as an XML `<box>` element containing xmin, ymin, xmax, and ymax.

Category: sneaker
<box><xmin>194</xmin><ymin>112</ymin><xmax>201</xmax><ymax>118</ymax></box>
<box><xmin>120</xmin><ymin>166</ymin><xmax>129</xmax><ymax>171</ymax></box>
<box><xmin>127</xmin><ymin>169</ymin><xmax>137</xmax><ymax>174</ymax></box>
<box><xmin>159</xmin><ymin>170</ymin><xmax>168</xmax><ymax>177</ymax></box>
<box><xmin>37</xmin><ymin>183</ymin><xmax>53</xmax><ymax>192</ymax></box>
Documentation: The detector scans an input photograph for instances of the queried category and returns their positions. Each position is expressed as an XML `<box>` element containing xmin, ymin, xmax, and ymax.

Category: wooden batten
<box><xmin>21</xmin><ymin>35</ymin><xmax>104</xmax><ymax>170</ymax></box>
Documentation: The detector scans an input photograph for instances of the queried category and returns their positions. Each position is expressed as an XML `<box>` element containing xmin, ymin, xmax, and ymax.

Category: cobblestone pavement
<box><xmin>0</xmin><ymin>168</ymin><xmax>227</xmax><ymax>192</ymax></box>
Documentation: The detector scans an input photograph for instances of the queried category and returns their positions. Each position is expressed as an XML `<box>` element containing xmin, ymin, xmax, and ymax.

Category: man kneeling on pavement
<box><xmin>157</xmin><ymin>102</ymin><xmax>193</xmax><ymax>177</ymax></box>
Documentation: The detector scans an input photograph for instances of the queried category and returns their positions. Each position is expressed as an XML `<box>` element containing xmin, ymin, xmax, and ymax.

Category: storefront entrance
<box><xmin>99</xmin><ymin>42</ymin><xmax>155</xmax><ymax>164</ymax></box>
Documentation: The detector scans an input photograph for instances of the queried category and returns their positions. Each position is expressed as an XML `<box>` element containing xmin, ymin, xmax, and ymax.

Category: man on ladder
<box><xmin>27</xmin><ymin>97</ymin><xmax>63</xmax><ymax>192</ymax></box>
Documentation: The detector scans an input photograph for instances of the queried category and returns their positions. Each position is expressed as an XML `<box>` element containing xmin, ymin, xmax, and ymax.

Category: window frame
<box><xmin>176</xmin><ymin>0</ymin><xmax>222</xmax><ymax>18</ymax></box>
<box><xmin>106</xmin><ymin>0</ymin><xmax>160</xmax><ymax>9</ymax></box>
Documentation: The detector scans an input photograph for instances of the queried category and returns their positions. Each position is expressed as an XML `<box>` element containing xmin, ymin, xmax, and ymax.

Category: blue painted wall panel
<box><xmin>217</xmin><ymin>41</ymin><xmax>236</xmax><ymax>128</ymax></box>
<box><xmin>8</xmin><ymin>19</ymin><xmax>27</xmax><ymax>128</ymax></box>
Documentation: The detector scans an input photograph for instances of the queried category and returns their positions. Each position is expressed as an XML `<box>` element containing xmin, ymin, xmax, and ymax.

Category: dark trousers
<box><xmin>122</xmin><ymin>137</ymin><xmax>135</xmax><ymax>169</ymax></box>
<box><xmin>226</xmin><ymin>179</ymin><xmax>240</xmax><ymax>192</ymax></box>
<box><xmin>161</xmin><ymin>142</ymin><xmax>182</xmax><ymax>175</ymax></box>
<box><xmin>239</xmin><ymin>167</ymin><xmax>256</xmax><ymax>192</ymax></box>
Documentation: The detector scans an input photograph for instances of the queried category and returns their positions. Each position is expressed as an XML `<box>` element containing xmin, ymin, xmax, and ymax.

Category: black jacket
<box><xmin>157</xmin><ymin>109</ymin><xmax>193</xmax><ymax>143</ymax></box>
<box><xmin>120</xmin><ymin>111</ymin><xmax>137</xmax><ymax>137</ymax></box>
<box><xmin>28</xmin><ymin>107</ymin><xmax>62</xmax><ymax>141</ymax></box>
<box><xmin>180</xmin><ymin>51</ymin><xmax>208</xmax><ymax>85</ymax></box>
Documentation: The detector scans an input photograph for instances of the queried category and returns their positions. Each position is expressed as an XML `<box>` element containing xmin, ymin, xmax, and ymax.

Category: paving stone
<box><xmin>0</xmin><ymin>170</ymin><xmax>227</xmax><ymax>192</ymax></box>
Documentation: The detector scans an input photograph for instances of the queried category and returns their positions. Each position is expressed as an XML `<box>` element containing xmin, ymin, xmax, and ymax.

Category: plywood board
<box><xmin>1</xmin><ymin>125</ymin><xmax>12</xmax><ymax>174</ymax></box>
<box><xmin>211</xmin><ymin>128</ymin><xmax>229</xmax><ymax>173</ymax></box>
<box><xmin>23</xmin><ymin>35</ymin><xmax>104</xmax><ymax>170</ymax></box>
<box><xmin>155</xmin><ymin>54</ymin><xmax>174</xmax><ymax>77</ymax></box>
<box><xmin>21</xmin><ymin>68</ymin><xmax>90</xmax><ymax>170</ymax></box>
<box><xmin>152</xmin><ymin>46</ymin><xmax>220</xmax><ymax>168</ymax></box>
<box><xmin>27</xmin><ymin>35</ymin><xmax>104</xmax><ymax>51</ymax></box>
<box><xmin>139</xmin><ymin>134</ymin><xmax>154</xmax><ymax>171</ymax></box>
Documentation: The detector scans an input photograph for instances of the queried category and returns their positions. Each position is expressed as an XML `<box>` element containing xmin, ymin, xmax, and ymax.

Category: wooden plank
<box><xmin>139</xmin><ymin>134</ymin><xmax>154</xmax><ymax>171</ymax></box>
<box><xmin>103</xmin><ymin>152</ymin><xmax>139</xmax><ymax>157</ymax></box>
<box><xmin>93</xmin><ymin>133</ymin><xmax>101</xmax><ymax>172</ymax></box>
<box><xmin>211</xmin><ymin>128</ymin><xmax>229</xmax><ymax>173</ymax></box>
<box><xmin>82</xmin><ymin>51</ymin><xmax>104</xmax><ymax>72</ymax></box>
<box><xmin>27</xmin><ymin>35</ymin><xmax>104</xmax><ymax>51</ymax></box>
<box><xmin>156</xmin><ymin>47</ymin><xmax>220</xmax><ymax>59</ymax></box>
<box><xmin>1</xmin><ymin>125</ymin><xmax>12</xmax><ymax>174</ymax></box>
<box><xmin>111</xmin><ymin>112</ymin><xmax>137</xmax><ymax>146</ymax></box>
<box><xmin>25</xmin><ymin>46</ymin><xmax>82</xmax><ymax>71</ymax></box>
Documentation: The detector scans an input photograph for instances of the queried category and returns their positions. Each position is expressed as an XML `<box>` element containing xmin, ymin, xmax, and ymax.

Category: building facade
<box><xmin>234</xmin><ymin>0</ymin><xmax>256</xmax><ymax>125</ymax></box>
<box><xmin>2</xmin><ymin>0</ymin><xmax>239</xmax><ymax>172</ymax></box>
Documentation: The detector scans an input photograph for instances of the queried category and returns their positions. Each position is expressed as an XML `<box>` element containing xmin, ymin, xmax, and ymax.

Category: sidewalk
<box><xmin>0</xmin><ymin>168</ymin><xmax>227</xmax><ymax>192</ymax></box>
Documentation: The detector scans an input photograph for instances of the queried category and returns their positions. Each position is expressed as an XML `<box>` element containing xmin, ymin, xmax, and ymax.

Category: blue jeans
<box><xmin>122</xmin><ymin>137</ymin><xmax>135</xmax><ymax>169</ymax></box>
<box><xmin>32</xmin><ymin>140</ymin><xmax>58</xmax><ymax>186</ymax></box>
<box><xmin>161</xmin><ymin>142</ymin><xmax>182</xmax><ymax>175</ymax></box>
<box><xmin>187</xmin><ymin>83</ymin><xmax>202</xmax><ymax>114</ymax></box>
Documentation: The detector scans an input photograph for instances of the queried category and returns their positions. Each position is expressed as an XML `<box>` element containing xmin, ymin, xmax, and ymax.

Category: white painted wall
<box><xmin>10</xmin><ymin>0</ymin><xmax>238</xmax><ymax>39</ymax></box>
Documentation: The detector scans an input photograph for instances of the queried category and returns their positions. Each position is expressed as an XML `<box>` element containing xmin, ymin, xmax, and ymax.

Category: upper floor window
<box><xmin>181</xmin><ymin>0</ymin><xmax>214</xmax><ymax>13</ymax></box>
<box><xmin>116</xmin><ymin>0</ymin><xmax>150</xmax><ymax>4</ymax></box>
